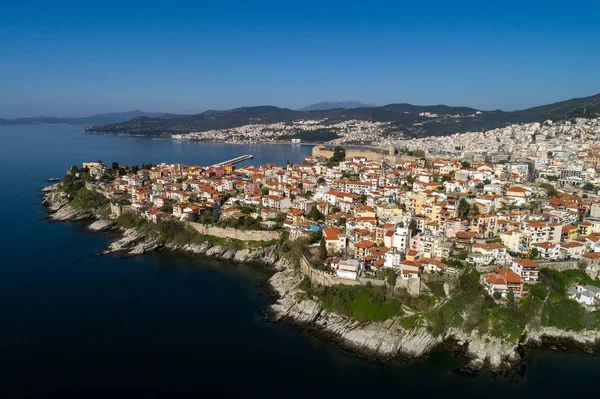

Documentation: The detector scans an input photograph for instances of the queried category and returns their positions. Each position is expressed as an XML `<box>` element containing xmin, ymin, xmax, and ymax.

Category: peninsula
<box><xmin>43</xmin><ymin>129</ymin><xmax>600</xmax><ymax>371</ymax></box>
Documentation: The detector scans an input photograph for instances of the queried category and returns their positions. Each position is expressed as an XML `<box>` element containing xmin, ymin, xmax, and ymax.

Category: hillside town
<box><xmin>396</xmin><ymin>117</ymin><xmax>600</xmax><ymax>166</ymax></box>
<box><xmin>76</xmin><ymin>116</ymin><xmax>600</xmax><ymax>311</ymax></box>
<box><xmin>171</xmin><ymin>119</ymin><xmax>393</xmax><ymax>145</ymax></box>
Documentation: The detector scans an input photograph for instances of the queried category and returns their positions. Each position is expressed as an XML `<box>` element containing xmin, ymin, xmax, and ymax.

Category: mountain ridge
<box><xmin>84</xmin><ymin>92</ymin><xmax>600</xmax><ymax>139</ymax></box>
<box><xmin>300</xmin><ymin>100</ymin><xmax>376</xmax><ymax>111</ymax></box>
<box><xmin>0</xmin><ymin>110</ymin><xmax>167</xmax><ymax>126</ymax></box>
<box><xmin>4</xmin><ymin>92</ymin><xmax>600</xmax><ymax>140</ymax></box>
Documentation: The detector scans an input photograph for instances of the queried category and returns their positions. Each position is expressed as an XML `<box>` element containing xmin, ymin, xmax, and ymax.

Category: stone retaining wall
<box><xmin>187</xmin><ymin>222</ymin><xmax>282</xmax><ymax>242</ymax></box>
<box><xmin>538</xmin><ymin>260</ymin><xmax>579</xmax><ymax>272</ymax></box>
<box><xmin>312</xmin><ymin>146</ymin><xmax>399</xmax><ymax>164</ymax></box>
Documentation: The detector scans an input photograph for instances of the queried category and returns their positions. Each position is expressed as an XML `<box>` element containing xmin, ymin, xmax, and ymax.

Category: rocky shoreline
<box><xmin>41</xmin><ymin>183</ymin><xmax>600</xmax><ymax>372</ymax></box>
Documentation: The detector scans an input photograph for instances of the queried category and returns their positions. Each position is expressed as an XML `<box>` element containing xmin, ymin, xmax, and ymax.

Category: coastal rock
<box><xmin>101</xmin><ymin>229</ymin><xmax>146</xmax><ymax>255</ymax></box>
<box><xmin>205</xmin><ymin>245</ymin><xmax>229</xmax><ymax>258</ymax></box>
<box><xmin>48</xmin><ymin>204</ymin><xmax>93</xmax><ymax>221</ymax></box>
<box><xmin>525</xmin><ymin>326</ymin><xmax>600</xmax><ymax>350</ymax></box>
<box><xmin>41</xmin><ymin>183</ymin><xmax>60</xmax><ymax>192</ymax></box>
<box><xmin>42</xmin><ymin>190</ymin><xmax>69</xmax><ymax>212</ymax></box>
<box><xmin>450</xmin><ymin>329</ymin><xmax>520</xmax><ymax>370</ymax></box>
<box><xmin>42</xmin><ymin>184</ymin><xmax>94</xmax><ymax>221</ymax></box>
<box><xmin>87</xmin><ymin>219</ymin><xmax>115</xmax><ymax>232</ymax></box>
<box><xmin>267</xmin><ymin>267</ymin><xmax>522</xmax><ymax>369</ymax></box>
<box><xmin>127</xmin><ymin>240</ymin><xmax>159</xmax><ymax>256</ymax></box>
<box><xmin>268</xmin><ymin>268</ymin><xmax>444</xmax><ymax>358</ymax></box>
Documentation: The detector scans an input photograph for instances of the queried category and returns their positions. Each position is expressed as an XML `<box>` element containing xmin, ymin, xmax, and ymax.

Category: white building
<box><xmin>391</xmin><ymin>225</ymin><xmax>412</xmax><ymax>254</ymax></box>
<box><xmin>335</xmin><ymin>259</ymin><xmax>362</xmax><ymax>280</ymax></box>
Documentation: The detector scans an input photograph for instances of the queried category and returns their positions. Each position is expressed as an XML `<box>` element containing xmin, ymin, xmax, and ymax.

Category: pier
<box><xmin>211</xmin><ymin>154</ymin><xmax>254</xmax><ymax>167</ymax></box>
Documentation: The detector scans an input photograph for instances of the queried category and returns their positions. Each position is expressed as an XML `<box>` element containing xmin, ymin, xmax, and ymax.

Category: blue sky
<box><xmin>1</xmin><ymin>0</ymin><xmax>599</xmax><ymax>118</ymax></box>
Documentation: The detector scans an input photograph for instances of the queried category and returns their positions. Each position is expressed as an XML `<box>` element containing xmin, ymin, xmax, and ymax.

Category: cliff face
<box><xmin>525</xmin><ymin>326</ymin><xmax>600</xmax><ymax>352</ymax></box>
<box><xmin>267</xmin><ymin>267</ymin><xmax>521</xmax><ymax>370</ymax></box>
<box><xmin>42</xmin><ymin>184</ymin><xmax>95</xmax><ymax>221</ymax></box>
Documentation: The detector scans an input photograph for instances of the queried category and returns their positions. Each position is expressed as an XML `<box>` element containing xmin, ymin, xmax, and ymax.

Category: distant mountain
<box><xmin>301</xmin><ymin>100</ymin><xmax>376</xmax><ymax>111</ymax></box>
<box><xmin>83</xmin><ymin>93</ymin><xmax>600</xmax><ymax>139</ymax></box>
<box><xmin>0</xmin><ymin>110</ymin><xmax>169</xmax><ymax>126</ymax></box>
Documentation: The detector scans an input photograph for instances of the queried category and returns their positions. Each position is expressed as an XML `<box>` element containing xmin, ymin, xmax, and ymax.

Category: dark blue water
<box><xmin>1</xmin><ymin>125</ymin><xmax>599</xmax><ymax>398</ymax></box>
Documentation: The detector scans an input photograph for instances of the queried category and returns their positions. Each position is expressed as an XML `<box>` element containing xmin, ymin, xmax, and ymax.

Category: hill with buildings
<box><xmin>76</xmin><ymin>92</ymin><xmax>600</xmax><ymax>139</ymax></box>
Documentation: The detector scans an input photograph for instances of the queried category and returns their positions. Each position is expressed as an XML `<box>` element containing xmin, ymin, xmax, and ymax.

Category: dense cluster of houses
<box><xmin>82</xmin><ymin>145</ymin><xmax>600</xmax><ymax>299</ymax></box>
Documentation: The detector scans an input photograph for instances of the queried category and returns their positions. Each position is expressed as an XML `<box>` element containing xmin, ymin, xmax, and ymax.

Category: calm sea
<box><xmin>0</xmin><ymin>125</ymin><xmax>598</xmax><ymax>398</ymax></box>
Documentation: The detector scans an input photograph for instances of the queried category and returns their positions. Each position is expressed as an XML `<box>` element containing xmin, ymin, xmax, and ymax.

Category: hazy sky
<box><xmin>1</xmin><ymin>0</ymin><xmax>600</xmax><ymax>118</ymax></box>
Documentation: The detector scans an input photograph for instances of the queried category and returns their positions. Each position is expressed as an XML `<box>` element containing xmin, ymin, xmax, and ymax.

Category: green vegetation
<box><xmin>70</xmin><ymin>186</ymin><xmax>108</xmax><ymax>211</ymax></box>
<box><xmin>539</xmin><ymin>269</ymin><xmax>600</xmax><ymax>331</ymax></box>
<box><xmin>327</xmin><ymin>146</ymin><xmax>346</xmax><ymax>167</ymax></box>
<box><xmin>60</xmin><ymin>171</ymin><xmax>86</xmax><ymax>197</ymax></box>
<box><xmin>426</xmin><ymin>281</ymin><xmax>446</xmax><ymax>298</ymax></box>
<box><xmin>456</xmin><ymin>198</ymin><xmax>472</xmax><ymax>219</ymax></box>
<box><xmin>159</xmin><ymin>204</ymin><xmax>173</xmax><ymax>213</ymax></box>
<box><xmin>425</xmin><ymin>270</ymin><xmax>485</xmax><ymax>336</ymax></box>
<box><xmin>530</xmin><ymin>247</ymin><xmax>539</xmax><ymax>259</ymax></box>
<box><xmin>281</xmin><ymin>237</ymin><xmax>307</xmax><ymax>268</ymax></box>
<box><xmin>307</xmin><ymin>207</ymin><xmax>323</xmax><ymax>221</ymax></box>
<box><xmin>218</xmin><ymin>216</ymin><xmax>264</xmax><ymax>230</ymax></box>
<box><xmin>543</xmin><ymin>299</ymin><xmax>585</xmax><ymax>331</ymax></box>
<box><xmin>407</xmin><ymin>149</ymin><xmax>425</xmax><ymax>158</ymax></box>
<box><xmin>539</xmin><ymin>182</ymin><xmax>558</xmax><ymax>197</ymax></box>
<box><xmin>302</xmin><ymin>279</ymin><xmax>402</xmax><ymax>322</ymax></box>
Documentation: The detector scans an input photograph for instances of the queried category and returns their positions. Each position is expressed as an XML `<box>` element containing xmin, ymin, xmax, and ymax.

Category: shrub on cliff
<box><xmin>70</xmin><ymin>186</ymin><xmax>108</xmax><ymax>211</ymax></box>
<box><xmin>317</xmin><ymin>284</ymin><xmax>402</xmax><ymax>322</ymax></box>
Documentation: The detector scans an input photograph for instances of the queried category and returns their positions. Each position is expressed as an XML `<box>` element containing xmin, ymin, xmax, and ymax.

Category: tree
<box><xmin>539</xmin><ymin>183</ymin><xmax>558</xmax><ymax>197</ymax></box>
<box><xmin>307</xmin><ymin>207</ymin><xmax>323</xmax><ymax>221</ymax></box>
<box><xmin>99</xmin><ymin>171</ymin><xmax>115</xmax><ymax>183</ymax></box>
<box><xmin>507</xmin><ymin>290</ymin><xmax>515</xmax><ymax>302</ymax></box>
<box><xmin>461</xmin><ymin>161</ymin><xmax>471</xmax><ymax>169</ymax></box>
<box><xmin>493</xmin><ymin>291</ymin><xmax>502</xmax><ymax>300</ymax></box>
<box><xmin>159</xmin><ymin>205</ymin><xmax>173</xmax><ymax>213</ymax></box>
<box><xmin>384</xmin><ymin>268</ymin><xmax>397</xmax><ymax>299</ymax></box>
<box><xmin>457</xmin><ymin>198</ymin><xmax>471</xmax><ymax>219</ymax></box>
<box><xmin>409</xmin><ymin>219</ymin><xmax>419</xmax><ymax>236</ymax></box>
<box><xmin>578</xmin><ymin>259</ymin><xmax>589</xmax><ymax>271</ymax></box>
<box><xmin>319</xmin><ymin>236</ymin><xmax>327</xmax><ymax>260</ymax></box>
<box><xmin>408</xmin><ymin>149</ymin><xmax>425</xmax><ymax>158</ymax></box>
<box><xmin>471</xmin><ymin>203</ymin><xmax>480</xmax><ymax>216</ymax></box>
<box><xmin>317</xmin><ymin>177</ymin><xmax>326</xmax><ymax>184</ymax></box>
<box><xmin>530</xmin><ymin>247</ymin><xmax>539</xmax><ymax>259</ymax></box>
<box><xmin>583</xmin><ymin>182</ymin><xmax>597</xmax><ymax>191</ymax></box>
<box><xmin>261</xmin><ymin>187</ymin><xmax>269</xmax><ymax>196</ymax></box>
<box><xmin>309</xmin><ymin>230</ymin><xmax>323</xmax><ymax>244</ymax></box>
<box><xmin>327</xmin><ymin>146</ymin><xmax>346</xmax><ymax>166</ymax></box>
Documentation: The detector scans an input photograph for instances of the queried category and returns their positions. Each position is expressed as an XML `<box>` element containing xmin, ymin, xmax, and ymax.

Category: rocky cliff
<box><xmin>42</xmin><ymin>184</ymin><xmax>95</xmax><ymax>221</ymax></box>
<box><xmin>268</xmin><ymin>267</ymin><xmax>524</xmax><ymax>370</ymax></box>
